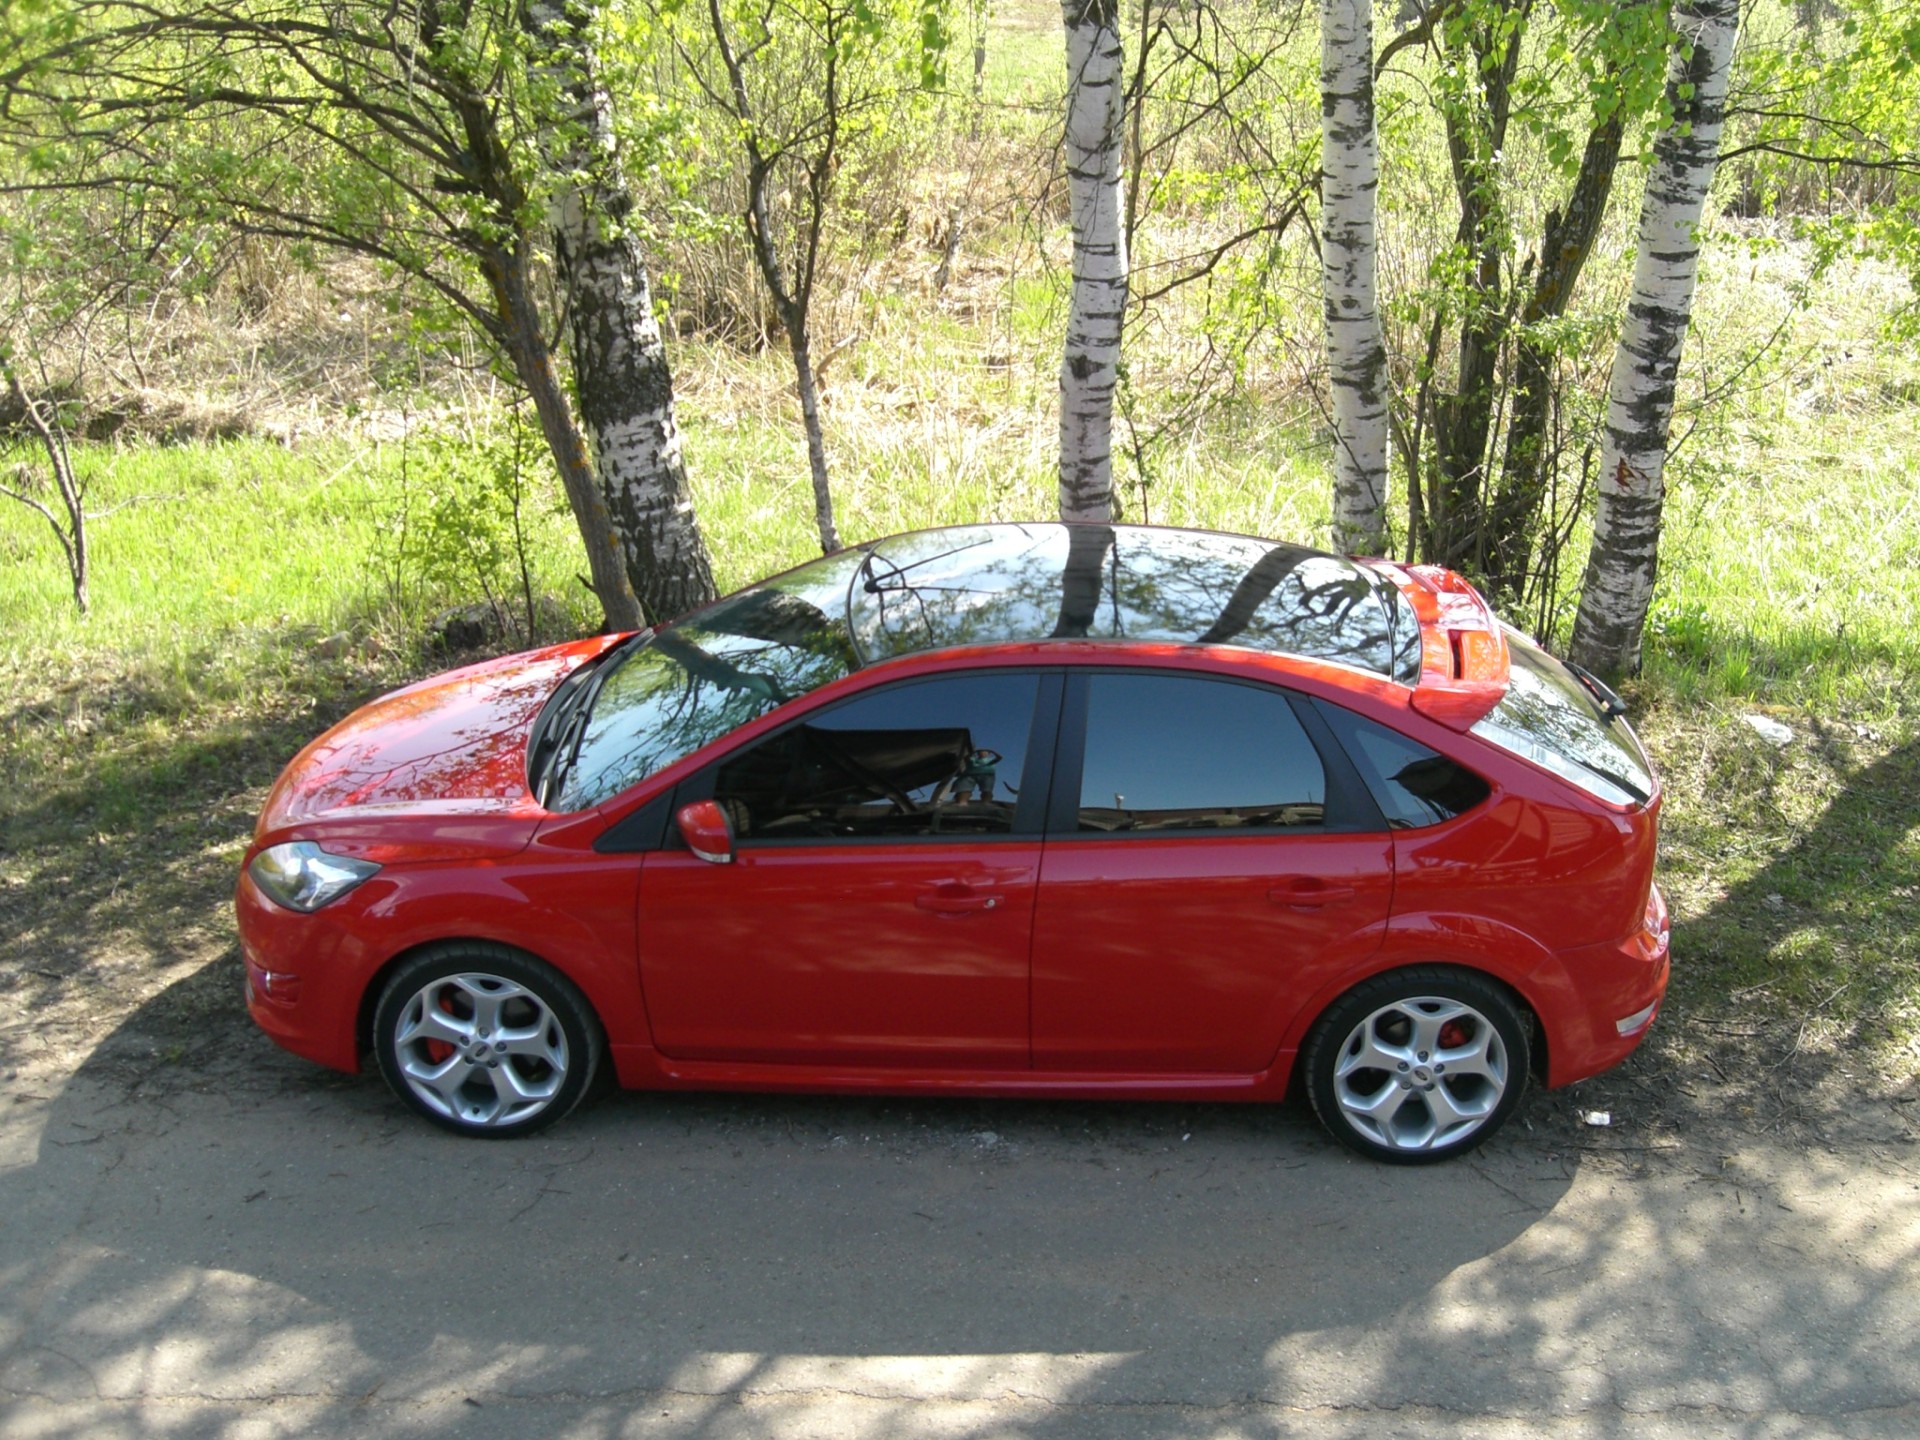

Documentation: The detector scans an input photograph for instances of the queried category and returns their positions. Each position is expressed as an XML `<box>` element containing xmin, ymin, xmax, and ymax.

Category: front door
<box><xmin>638</xmin><ymin>670</ymin><xmax>1056</xmax><ymax>1067</ymax></box>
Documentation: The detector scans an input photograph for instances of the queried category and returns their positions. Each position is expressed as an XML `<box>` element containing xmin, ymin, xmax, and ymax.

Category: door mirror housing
<box><xmin>676</xmin><ymin>799</ymin><xmax>735</xmax><ymax>864</ymax></box>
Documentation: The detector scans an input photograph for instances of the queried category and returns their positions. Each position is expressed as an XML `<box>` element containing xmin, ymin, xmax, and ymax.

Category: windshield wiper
<box><xmin>533</xmin><ymin>631</ymin><xmax>650</xmax><ymax>808</ymax></box>
<box><xmin>1563</xmin><ymin>659</ymin><xmax>1629</xmax><ymax>723</ymax></box>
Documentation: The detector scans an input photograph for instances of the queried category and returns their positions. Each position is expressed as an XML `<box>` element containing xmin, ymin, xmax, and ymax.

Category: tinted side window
<box><xmin>713</xmin><ymin>672</ymin><xmax>1039</xmax><ymax>841</ymax></box>
<box><xmin>1076</xmin><ymin>674</ymin><xmax>1324</xmax><ymax>832</ymax></box>
<box><xmin>1316</xmin><ymin>701</ymin><xmax>1489</xmax><ymax>829</ymax></box>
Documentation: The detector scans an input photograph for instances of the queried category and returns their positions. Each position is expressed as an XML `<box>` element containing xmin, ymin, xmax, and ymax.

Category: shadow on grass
<box><xmin>0</xmin><ymin>621</ymin><xmax>511</xmax><ymax>1040</ymax></box>
<box><xmin>1559</xmin><ymin>719</ymin><xmax>1920</xmax><ymax>1154</ymax></box>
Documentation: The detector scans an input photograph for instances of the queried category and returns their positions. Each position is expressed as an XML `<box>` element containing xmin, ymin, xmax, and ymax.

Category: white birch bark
<box><xmin>1569</xmin><ymin>0</ymin><xmax>1739</xmax><ymax>675</ymax></box>
<box><xmin>1320</xmin><ymin>0</ymin><xmax>1388</xmax><ymax>555</ymax></box>
<box><xmin>1058</xmin><ymin>0</ymin><xmax>1128</xmax><ymax>523</ymax></box>
<box><xmin>524</xmin><ymin>0</ymin><xmax>718</xmax><ymax>626</ymax></box>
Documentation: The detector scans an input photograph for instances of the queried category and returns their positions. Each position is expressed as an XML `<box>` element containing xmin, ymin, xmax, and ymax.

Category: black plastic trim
<box><xmin>592</xmin><ymin>791</ymin><xmax>676</xmax><ymax>854</ymax></box>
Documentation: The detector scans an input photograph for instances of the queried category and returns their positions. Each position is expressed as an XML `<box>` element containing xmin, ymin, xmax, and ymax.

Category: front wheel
<box><xmin>372</xmin><ymin>943</ymin><xmax>602</xmax><ymax>1138</ymax></box>
<box><xmin>1303</xmin><ymin>968</ymin><xmax>1531</xmax><ymax>1164</ymax></box>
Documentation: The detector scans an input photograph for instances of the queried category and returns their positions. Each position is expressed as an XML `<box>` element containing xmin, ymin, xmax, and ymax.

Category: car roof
<box><xmin>823</xmin><ymin>522</ymin><xmax>1424</xmax><ymax>683</ymax></box>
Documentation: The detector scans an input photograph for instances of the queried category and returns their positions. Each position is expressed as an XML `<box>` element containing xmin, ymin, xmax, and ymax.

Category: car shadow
<box><xmin>0</xmin><ymin>953</ymin><xmax>1598</xmax><ymax>1433</ymax></box>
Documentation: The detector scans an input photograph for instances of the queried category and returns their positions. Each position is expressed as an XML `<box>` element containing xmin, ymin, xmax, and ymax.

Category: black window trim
<box><xmin>655</xmin><ymin>667</ymin><xmax>1066</xmax><ymax>850</ymax></box>
<box><xmin>1047</xmin><ymin>668</ymin><xmax>1387</xmax><ymax>839</ymax></box>
<box><xmin>594</xmin><ymin>788</ymin><xmax>678</xmax><ymax>854</ymax></box>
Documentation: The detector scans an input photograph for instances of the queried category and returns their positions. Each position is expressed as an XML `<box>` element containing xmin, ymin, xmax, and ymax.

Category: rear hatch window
<box><xmin>1470</xmin><ymin>629</ymin><xmax>1655</xmax><ymax>806</ymax></box>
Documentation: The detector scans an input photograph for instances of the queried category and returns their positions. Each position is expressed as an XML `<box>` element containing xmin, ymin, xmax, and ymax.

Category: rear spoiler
<box><xmin>1366</xmin><ymin>561</ymin><xmax>1510</xmax><ymax>730</ymax></box>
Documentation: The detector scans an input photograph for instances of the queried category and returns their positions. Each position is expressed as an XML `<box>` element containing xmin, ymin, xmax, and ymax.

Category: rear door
<box><xmin>1030</xmin><ymin>670</ymin><xmax>1393</xmax><ymax>1073</ymax></box>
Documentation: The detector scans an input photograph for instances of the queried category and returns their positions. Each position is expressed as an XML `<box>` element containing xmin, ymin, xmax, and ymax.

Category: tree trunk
<box><xmin>525</xmin><ymin>0</ymin><xmax>719</xmax><ymax>626</ymax></box>
<box><xmin>1484</xmin><ymin>110</ymin><xmax>1625</xmax><ymax>599</ymax></box>
<box><xmin>1570</xmin><ymin>0</ymin><xmax>1739</xmax><ymax>677</ymax></box>
<box><xmin>935</xmin><ymin>3</ymin><xmax>989</xmax><ymax>293</ymax></box>
<box><xmin>739</xmin><ymin>158</ymin><xmax>840</xmax><ymax>554</ymax></box>
<box><xmin>482</xmin><ymin>243</ymin><xmax>644</xmax><ymax>633</ymax></box>
<box><xmin>1059</xmin><ymin>0</ymin><xmax>1128</xmax><ymax>523</ymax></box>
<box><xmin>1319</xmin><ymin>0</ymin><xmax>1389</xmax><ymax>554</ymax></box>
<box><xmin>706</xmin><ymin>0</ymin><xmax>843</xmax><ymax>555</ymax></box>
<box><xmin>787</xmin><ymin>317</ymin><xmax>841</xmax><ymax>553</ymax></box>
<box><xmin>1428</xmin><ymin>2</ymin><xmax>1526</xmax><ymax>571</ymax></box>
<box><xmin>1</xmin><ymin>361</ymin><xmax>89</xmax><ymax>614</ymax></box>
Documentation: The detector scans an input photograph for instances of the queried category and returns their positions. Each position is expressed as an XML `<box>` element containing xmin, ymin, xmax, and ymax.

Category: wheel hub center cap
<box><xmin>1412</xmin><ymin>1066</ymin><xmax>1433</xmax><ymax>1084</ymax></box>
<box><xmin>467</xmin><ymin>1044</ymin><xmax>491</xmax><ymax>1061</ymax></box>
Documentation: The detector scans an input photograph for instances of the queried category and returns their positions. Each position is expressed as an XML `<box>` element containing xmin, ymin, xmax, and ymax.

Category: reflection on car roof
<box><xmin>842</xmin><ymin>523</ymin><xmax>1420</xmax><ymax>681</ymax></box>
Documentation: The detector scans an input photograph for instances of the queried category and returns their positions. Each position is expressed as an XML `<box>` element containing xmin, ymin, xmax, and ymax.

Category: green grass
<box><xmin>0</xmin><ymin>435</ymin><xmax>600</xmax><ymax>665</ymax></box>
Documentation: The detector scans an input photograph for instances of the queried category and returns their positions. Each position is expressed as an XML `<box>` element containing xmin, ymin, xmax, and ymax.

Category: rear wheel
<box><xmin>1303</xmin><ymin>968</ymin><xmax>1530</xmax><ymax>1164</ymax></box>
<box><xmin>372</xmin><ymin>944</ymin><xmax>601</xmax><ymax>1138</ymax></box>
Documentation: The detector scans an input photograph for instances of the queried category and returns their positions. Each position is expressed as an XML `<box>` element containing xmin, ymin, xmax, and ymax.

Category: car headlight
<box><xmin>248</xmin><ymin>841</ymin><xmax>381</xmax><ymax>912</ymax></box>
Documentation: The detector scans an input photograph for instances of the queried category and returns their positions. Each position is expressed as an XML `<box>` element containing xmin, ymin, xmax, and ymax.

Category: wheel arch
<box><xmin>1285</xmin><ymin>958</ymin><xmax>1552</xmax><ymax>1094</ymax></box>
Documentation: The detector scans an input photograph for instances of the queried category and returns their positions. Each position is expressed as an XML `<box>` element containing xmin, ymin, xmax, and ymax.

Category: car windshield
<box><xmin>551</xmin><ymin>524</ymin><xmax>1421</xmax><ymax>811</ymax></box>
<box><xmin>552</xmin><ymin>555</ymin><xmax>868</xmax><ymax>811</ymax></box>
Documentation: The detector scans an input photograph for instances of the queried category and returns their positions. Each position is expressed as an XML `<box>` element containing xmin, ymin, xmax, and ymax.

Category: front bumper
<box><xmin>237</xmin><ymin>870</ymin><xmax>372</xmax><ymax>1073</ymax></box>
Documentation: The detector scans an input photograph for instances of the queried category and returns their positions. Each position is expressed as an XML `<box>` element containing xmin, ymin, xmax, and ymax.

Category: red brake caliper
<box><xmin>423</xmin><ymin>990</ymin><xmax>457</xmax><ymax>1064</ymax></box>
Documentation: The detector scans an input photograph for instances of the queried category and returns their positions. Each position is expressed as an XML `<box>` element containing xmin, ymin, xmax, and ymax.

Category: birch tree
<box><xmin>0</xmin><ymin>0</ymin><xmax>722</xmax><ymax>631</ymax></box>
<box><xmin>1319</xmin><ymin>0</ymin><xmax>1389</xmax><ymax>554</ymax></box>
<box><xmin>1569</xmin><ymin>0</ymin><xmax>1740</xmax><ymax>675</ymax></box>
<box><xmin>525</xmin><ymin>0</ymin><xmax>718</xmax><ymax>622</ymax></box>
<box><xmin>1059</xmin><ymin>0</ymin><xmax>1128</xmax><ymax>523</ymax></box>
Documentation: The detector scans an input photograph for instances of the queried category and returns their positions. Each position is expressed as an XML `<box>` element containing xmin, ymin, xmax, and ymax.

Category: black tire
<box><xmin>1303</xmin><ymin>966</ymin><xmax>1531</xmax><ymax>1165</ymax></box>
<box><xmin>372</xmin><ymin>942</ymin><xmax>603</xmax><ymax>1138</ymax></box>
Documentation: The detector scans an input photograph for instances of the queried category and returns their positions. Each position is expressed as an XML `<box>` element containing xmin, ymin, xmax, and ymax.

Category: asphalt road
<box><xmin>4</xmin><ymin>963</ymin><xmax>1920</xmax><ymax>1439</ymax></box>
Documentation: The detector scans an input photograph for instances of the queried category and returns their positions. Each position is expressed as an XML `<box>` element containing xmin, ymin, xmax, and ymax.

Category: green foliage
<box><xmin>380</xmin><ymin>411</ymin><xmax>554</xmax><ymax>645</ymax></box>
<box><xmin>643</xmin><ymin>0</ymin><xmax>941</xmax><ymax>336</ymax></box>
<box><xmin>1724</xmin><ymin>0</ymin><xmax>1920</xmax><ymax>336</ymax></box>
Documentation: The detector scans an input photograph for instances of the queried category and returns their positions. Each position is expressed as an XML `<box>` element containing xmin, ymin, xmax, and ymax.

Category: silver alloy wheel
<box><xmin>390</xmin><ymin>972</ymin><xmax>570</xmax><ymax>1129</ymax></box>
<box><xmin>1330</xmin><ymin>995</ymin><xmax>1509</xmax><ymax>1153</ymax></box>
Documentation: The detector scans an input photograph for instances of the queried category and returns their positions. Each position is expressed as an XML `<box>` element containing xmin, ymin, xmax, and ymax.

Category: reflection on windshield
<box><xmin>556</xmin><ymin>524</ymin><xmax>1420</xmax><ymax>811</ymax></box>
<box><xmin>556</xmin><ymin>558</ymin><xmax>865</xmax><ymax>810</ymax></box>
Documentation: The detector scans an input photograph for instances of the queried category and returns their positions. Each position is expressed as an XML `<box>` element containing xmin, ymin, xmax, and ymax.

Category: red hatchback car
<box><xmin>238</xmin><ymin>523</ymin><xmax>1667</xmax><ymax>1162</ymax></box>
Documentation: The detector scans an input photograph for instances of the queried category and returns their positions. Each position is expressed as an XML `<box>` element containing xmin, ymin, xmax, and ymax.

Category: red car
<box><xmin>238</xmin><ymin>523</ymin><xmax>1667</xmax><ymax>1162</ymax></box>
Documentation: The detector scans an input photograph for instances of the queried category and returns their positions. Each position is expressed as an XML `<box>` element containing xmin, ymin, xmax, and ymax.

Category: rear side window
<box><xmin>1316</xmin><ymin>702</ymin><xmax>1489</xmax><ymax>829</ymax></box>
<box><xmin>1472</xmin><ymin>629</ymin><xmax>1655</xmax><ymax>806</ymax></box>
<box><xmin>1075</xmin><ymin>674</ymin><xmax>1325</xmax><ymax>831</ymax></box>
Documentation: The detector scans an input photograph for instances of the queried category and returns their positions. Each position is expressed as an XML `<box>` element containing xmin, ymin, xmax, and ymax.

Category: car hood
<box><xmin>258</xmin><ymin>634</ymin><xmax>625</xmax><ymax>835</ymax></box>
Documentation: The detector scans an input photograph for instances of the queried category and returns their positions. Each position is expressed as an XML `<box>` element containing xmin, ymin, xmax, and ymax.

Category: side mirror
<box><xmin>675</xmin><ymin>799</ymin><xmax>735</xmax><ymax>864</ymax></box>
